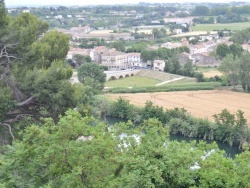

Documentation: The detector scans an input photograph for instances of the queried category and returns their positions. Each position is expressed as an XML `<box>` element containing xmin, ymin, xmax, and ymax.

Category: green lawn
<box><xmin>166</xmin><ymin>77</ymin><xmax>197</xmax><ymax>85</ymax></box>
<box><xmin>105</xmin><ymin>76</ymin><xmax>160</xmax><ymax>87</ymax></box>
<box><xmin>190</xmin><ymin>22</ymin><xmax>250</xmax><ymax>31</ymax></box>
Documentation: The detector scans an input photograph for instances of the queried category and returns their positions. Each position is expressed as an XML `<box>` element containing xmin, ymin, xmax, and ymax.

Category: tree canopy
<box><xmin>0</xmin><ymin>1</ymin><xmax>78</xmax><ymax>143</ymax></box>
<box><xmin>77</xmin><ymin>63</ymin><xmax>106</xmax><ymax>94</ymax></box>
<box><xmin>0</xmin><ymin>109</ymin><xmax>250</xmax><ymax>187</ymax></box>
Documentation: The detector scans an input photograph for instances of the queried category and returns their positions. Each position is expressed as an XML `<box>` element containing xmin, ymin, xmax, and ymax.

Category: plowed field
<box><xmin>106</xmin><ymin>90</ymin><xmax>250</xmax><ymax>123</ymax></box>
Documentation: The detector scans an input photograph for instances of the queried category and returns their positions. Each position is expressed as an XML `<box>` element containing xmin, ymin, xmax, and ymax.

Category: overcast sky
<box><xmin>5</xmin><ymin>0</ymin><xmax>249</xmax><ymax>7</ymax></box>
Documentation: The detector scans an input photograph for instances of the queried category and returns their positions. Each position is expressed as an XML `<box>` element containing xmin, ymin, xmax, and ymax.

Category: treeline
<box><xmin>219</xmin><ymin>52</ymin><xmax>250</xmax><ymax>91</ymax></box>
<box><xmin>230</xmin><ymin>27</ymin><xmax>250</xmax><ymax>44</ymax></box>
<box><xmin>192</xmin><ymin>5</ymin><xmax>250</xmax><ymax>23</ymax></box>
<box><xmin>95</xmin><ymin>97</ymin><xmax>250</xmax><ymax>150</ymax></box>
<box><xmin>193</xmin><ymin>5</ymin><xmax>250</xmax><ymax>16</ymax></box>
<box><xmin>141</xmin><ymin>46</ymin><xmax>190</xmax><ymax>62</ymax></box>
<box><xmin>216</xmin><ymin>30</ymin><xmax>250</xmax><ymax>91</ymax></box>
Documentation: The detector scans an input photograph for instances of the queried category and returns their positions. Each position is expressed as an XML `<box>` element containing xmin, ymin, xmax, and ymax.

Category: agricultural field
<box><xmin>166</xmin><ymin>77</ymin><xmax>196</xmax><ymax>84</ymax></box>
<box><xmin>171</xmin><ymin>31</ymin><xmax>217</xmax><ymax>37</ymax></box>
<box><xmin>196</xmin><ymin>66</ymin><xmax>223</xmax><ymax>78</ymax></box>
<box><xmin>90</xmin><ymin>30</ymin><xmax>113</xmax><ymax>34</ymax></box>
<box><xmin>106</xmin><ymin>90</ymin><xmax>250</xmax><ymax>123</ymax></box>
<box><xmin>105</xmin><ymin>76</ymin><xmax>160</xmax><ymax>87</ymax></box>
<box><xmin>190</xmin><ymin>22</ymin><xmax>250</xmax><ymax>31</ymax></box>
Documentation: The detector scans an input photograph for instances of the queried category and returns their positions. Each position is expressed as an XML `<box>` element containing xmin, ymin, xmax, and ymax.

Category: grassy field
<box><xmin>90</xmin><ymin>30</ymin><xmax>113</xmax><ymax>34</ymax></box>
<box><xmin>171</xmin><ymin>31</ymin><xmax>217</xmax><ymax>37</ymax></box>
<box><xmin>196</xmin><ymin>66</ymin><xmax>223</xmax><ymax>78</ymax></box>
<box><xmin>106</xmin><ymin>90</ymin><xmax>250</xmax><ymax>123</ymax></box>
<box><xmin>190</xmin><ymin>22</ymin><xmax>250</xmax><ymax>31</ymax></box>
<box><xmin>166</xmin><ymin>77</ymin><xmax>196</xmax><ymax>84</ymax></box>
<box><xmin>105</xmin><ymin>76</ymin><xmax>160</xmax><ymax>87</ymax></box>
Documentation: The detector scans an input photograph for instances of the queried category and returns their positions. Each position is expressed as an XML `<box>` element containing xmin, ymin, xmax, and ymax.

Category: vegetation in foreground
<box><xmin>0</xmin><ymin>109</ymin><xmax>250</xmax><ymax>187</ymax></box>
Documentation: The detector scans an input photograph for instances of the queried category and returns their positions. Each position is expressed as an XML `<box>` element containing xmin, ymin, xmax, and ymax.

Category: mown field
<box><xmin>196</xmin><ymin>67</ymin><xmax>223</xmax><ymax>78</ymax></box>
<box><xmin>106</xmin><ymin>90</ymin><xmax>250</xmax><ymax>123</ymax></box>
<box><xmin>171</xmin><ymin>31</ymin><xmax>217</xmax><ymax>37</ymax></box>
<box><xmin>190</xmin><ymin>22</ymin><xmax>250</xmax><ymax>31</ymax></box>
<box><xmin>105</xmin><ymin>76</ymin><xmax>160</xmax><ymax>87</ymax></box>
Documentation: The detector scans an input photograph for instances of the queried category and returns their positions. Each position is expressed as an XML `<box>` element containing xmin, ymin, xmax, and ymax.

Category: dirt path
<box><xmin>106</xmin><ymin>90</ymin><xmax>250</xmax><ymax>123</ymax></box>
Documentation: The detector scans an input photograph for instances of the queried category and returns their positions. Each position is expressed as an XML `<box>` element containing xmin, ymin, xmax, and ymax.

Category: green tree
<box><xmin>126</xmin><ymin>42</ymin><xmax>147</xmax><ymax>53</ymax></box>
<box><xmin>27</xmin><ymin>30</ymin><xmax>69</xmax><ymax>68</ymax></box>
<box><xmin>216</xmin><ymin>43</ymin><xmax>230</xmax><ymax>59</ymax></box>
<box><xmin>218</xmin><ymin>54</ymin><xmax>240</xmax><ymax>89</ymax></box>
<box><xmin>239</xmin><ymin>53</ymin><xmax>250</xmax><ymax>92</ymax></box>
<box><xmin>0</xmin><ymin>110</ymin><xmax>121</xmax><ymax>187</ymax></box>
<box><xmin>193</xmin><ymin>6</ymin><xmax>210</xmax><ymax>16</ymax></box>
<box><xmin>77</xmin><ymin>63</ymin><xmax>106</xmax><ymax>93</ymax></box>
<box><xmin>110</xmin><ymin>40</ymin><xmax>125</xmax><ymax>52</ymax></box>
<box><xmin>0</xmin><ymin>2</ymin><xmax>76</xmax><ymax>143</ymax></box>
<box><xmin>73</xmin><ymin>54</ymin><xmax>91</xmax><ymax>66</ymax></box>
<box><xmin>229</xmin><ymin>43</ymin><xmax>244</xmax><ymax>59</ymax></box>
<box><xmin>183</xmin><ymin>60</ymin><xmax>194</xmax><ymax>76</ymax></box>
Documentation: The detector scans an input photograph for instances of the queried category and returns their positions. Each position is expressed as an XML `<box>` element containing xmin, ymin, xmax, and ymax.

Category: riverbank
<box><xmin>105</xmin><ymin>90</ymin><xmax>250</xmax><ymax>123</ymax></box>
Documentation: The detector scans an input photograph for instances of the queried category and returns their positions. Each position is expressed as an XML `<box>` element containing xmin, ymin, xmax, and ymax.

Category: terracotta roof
<box><xmin>102</xmin><ymin>50</ymin><xmax>127</xmax><ymax>56</ymax></box>
<box><xmin>153</xmin><ymin>60</ymin><xmax>165</xmax><ymax>64</ymax></box>
<box><xmin>127</xmin><ymin>53</ymin><xmax>140</xmax><ymax>56</ymax></box>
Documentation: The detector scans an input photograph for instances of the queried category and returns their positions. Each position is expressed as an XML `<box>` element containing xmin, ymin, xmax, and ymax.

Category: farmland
<box><xmin>105</xmin><ymin>76</ymin><xmax>160</xmax><ymax>87</ymax></box>
<box><xmin>190</xmin><ymin>22</ymin><xmax>250</xmax><ymax>31</ymax></box>
<box><xmin>196</xmin><ymin>66</ymin><xmax>223</xmax><ymax>78</ymax></box>
<box><xmin>106</xmin><ymin>90</ymin><xmax>250</xmax><ymax>123</ymax></box>
<box><xmin>171</xmin><ymin>31</ymin><xmax>217</xmax><ymax>37</ymax></box>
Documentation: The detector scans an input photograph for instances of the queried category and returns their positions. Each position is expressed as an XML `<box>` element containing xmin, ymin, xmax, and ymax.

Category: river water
<box><xmin>102</xmin><ymin>116</ymin><xmax>241</xmax><ymax>158</ymax></box>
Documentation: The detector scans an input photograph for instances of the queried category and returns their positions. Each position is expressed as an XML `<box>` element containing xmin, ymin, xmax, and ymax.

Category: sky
<box><xmin>5</xmin><ymin>0</ymin><xmax>249</xmax><ymax>7</ymax></box>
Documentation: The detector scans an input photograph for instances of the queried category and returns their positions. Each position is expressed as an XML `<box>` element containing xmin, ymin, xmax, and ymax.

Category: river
<box><xmin>102</xmin><ymin>116</ymin><xmax>241</xmax><ymax>158</ymax></box>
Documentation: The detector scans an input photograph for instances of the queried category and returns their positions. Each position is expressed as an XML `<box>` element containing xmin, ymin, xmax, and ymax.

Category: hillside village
<box><xmin>62</xmin><ymin>24</ymin><xmax>249</xmax><ymax>70</ymax></box>
<box><xmin>7</xmin><ymin>2</ymin><xmax>250</xmax><ymax>72</ymax></box>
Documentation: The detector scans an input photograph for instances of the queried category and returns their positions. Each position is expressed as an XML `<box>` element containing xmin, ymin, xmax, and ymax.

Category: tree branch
<box><xmin>0</xmin><ymin>123</ymin><xmax>15</xmax><ymax>142</ymax></box>
<box><xmin>16</xmin><ymin>96</ymin><xmax>35</xmax><ymax>107</ymax></box>
<box><xmin>4</xmin><ymin>114</ymin><xmax>32</xmax><ymax>124</ymax></box>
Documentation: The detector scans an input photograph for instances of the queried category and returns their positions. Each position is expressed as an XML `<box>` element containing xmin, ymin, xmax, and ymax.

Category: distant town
<box><xmin>6</xmin><ymin>2</ymin><xmax>250</xmax><ymax>71</ymax></box>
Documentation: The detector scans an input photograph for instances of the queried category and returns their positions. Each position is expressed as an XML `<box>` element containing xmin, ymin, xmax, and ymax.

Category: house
<box><xmin>200</xmin><ymin>34</ymin><xmax>218</xmax><ymax>42</ymax></box>
<box><xmin>165</xmin><ymin>11</ymin><xmax>176</xmax><ymax>17</ymax></box>
<box><xmin>161</xmin><ymin>42</ymin><xmax>182</xmax><ymax>49</ymax></box>
<box><xmin>153</xmin><ymin>60</ymin><xmax>165</xmax><ymax>71</ymax></box>
<box><xmin>164</xmin><ymin>17</ymin><xmax>197</xmax><ymax>25</ymax></box>
<box><xmin>179</xmin><ymin>52</ymin><xmax>192</xmax><ymax>65</ymax></box>
<box><xmin>217</xmin><ymin>38</ymin><xmax>233</xmax><ymax>46</ymax></box>
<box><xmin>89</xmin><ymin>46</ymin><xmax>109</xmax><ymax>63</ymax></box>
<box><xmin>174</xmin><ymin>29</ymin><xmax>182</xmax><ymax>34</ymax></box>
<box><xmin>151</xmin><ymin>20</ymin><xmax>161</xmax><ymax>24</ymax></box>
<box><xmin>70</xmin><ymin>25</ymin><xmax>90</xmax><ymax>34</ymax></box>
<box><xmin>241</xmin><ymin>43</ymin><xmax>250</xmax><ymax>52</ymax></box>
<box><xmin>192</xmin><ymin>52</ymin><xmax>220</xmax><ymax>67</ymax></box>
<box><xmin>127</xmin><ymin>53</ymin><xmax>142</xmax><ymax>67</ymax></box>
<box><xmin>66</xmin><ymin>47</ymin><xmax>90</xmax><ymax>59</ymax></box>
<box><xmin>189</xmin><ymin>44</ymin><xmax>208</xmax><ymax>55</ymax></box>
<box><xmin>22</xmin><ymin>10</ymin><xmax>30</xmax><ymax>13</ymax></box>
<box><xmin>130</xmin><ymin>10</ymin><xmax>137</xmax><ymax>14</ymax></box>
<box><xmin>181</xmin><ymin>38</ymin><xmax>189</xmax><ymax>46</ymax></box>
<box><xmin>101</xmin><ymin>49</ymin><xmax>129</xmax><ymax>70</ymax></box>
<box><xmin>54</xmin><ymin>15</ymin><xmax>63</xmax><ymax>19</ymax></box>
